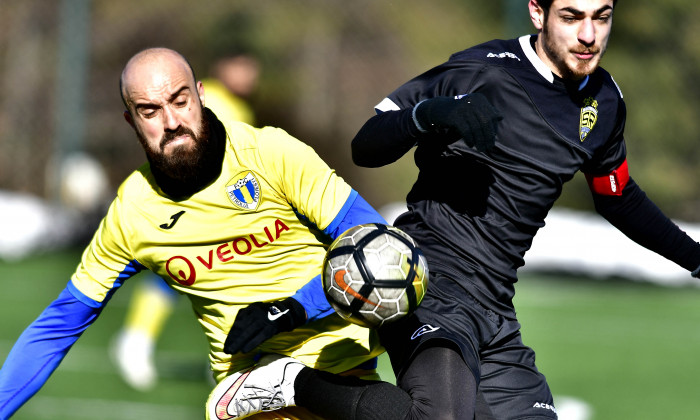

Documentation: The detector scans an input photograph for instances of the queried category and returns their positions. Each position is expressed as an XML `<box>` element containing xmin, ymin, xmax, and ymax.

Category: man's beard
<box><xmin>542</xmin><ymin>27</ymin><xmax>603</xmax><ymax>80</ymax></box>
<box><xmin>138</xmin><ymin>107</ymin><xmax>225</xmax><ymax>198</ymax></box>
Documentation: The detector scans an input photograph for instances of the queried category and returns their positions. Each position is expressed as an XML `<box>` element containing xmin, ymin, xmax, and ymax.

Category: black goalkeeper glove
<box><xmin>223</xmin><ymin>297</ymin><xmax>307</xmax><ymax>354</ymax></box>
<box><xmin>412</xmin><ymin>93</ymin><xmax>502</xmax><ymax>152</ymax></box>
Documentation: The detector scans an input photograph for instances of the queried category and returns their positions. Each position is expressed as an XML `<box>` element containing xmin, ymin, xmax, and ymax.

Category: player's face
<box><xmin>123</xmin><ymin>56</ymin><xmax>212</xmax><ymax>180</ymax></box>
<box><xmin>530</xmin><ymin>0</ymin><xmax>614</xmax><ymax>80</ymax></box>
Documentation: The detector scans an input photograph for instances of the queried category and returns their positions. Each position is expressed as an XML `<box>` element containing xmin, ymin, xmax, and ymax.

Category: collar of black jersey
<box><xmin>149</xmin><ymin>107</ymin><xmax>227</xmax><ymax>201</ymax></box>
<box><xmin>528</xmin><ymin>34</ymin><xmax>593</xmax><ymax>93</ymax></box>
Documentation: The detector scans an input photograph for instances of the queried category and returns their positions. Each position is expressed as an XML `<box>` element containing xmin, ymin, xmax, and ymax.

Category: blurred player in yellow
<box><xmin>203</xmin><ymin>54</ymin><xmax>259</xmax><ymax>125</ymax></box>
<box><xmin>112</xmin><ymin>53</ymin><xmax>262</xmax><ymax>391</ymax></box>
<box><xmin>0</xmin><ymin>47</ymin><xmax>386</xmax><ymax>420</ymax></box>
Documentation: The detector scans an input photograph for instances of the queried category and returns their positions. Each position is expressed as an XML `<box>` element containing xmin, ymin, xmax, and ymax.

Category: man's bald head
<box><xmin>120</xmin><ymin>48</ymin><xmax>197</xmax><ymax>110</ymax></box>
<box><xmin>118</xmin><ymin>48</ymin><xmax>218</xmax><ymax>198</ymax></box>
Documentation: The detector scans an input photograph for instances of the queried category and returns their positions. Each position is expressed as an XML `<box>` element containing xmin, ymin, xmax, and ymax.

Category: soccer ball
<box><xmin>322</xmin><ymin>223</ymin><xmax>429</xmax><ymax>328</ymax></box>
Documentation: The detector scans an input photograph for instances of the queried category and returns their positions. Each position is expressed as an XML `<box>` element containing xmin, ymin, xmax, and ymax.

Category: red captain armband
<box><xmin>585</xmin><ymin>159</ymin><xmax>629</xmax><ymax>196</ymax></box>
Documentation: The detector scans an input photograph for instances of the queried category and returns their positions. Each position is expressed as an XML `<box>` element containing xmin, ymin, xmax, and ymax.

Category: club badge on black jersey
<box><xmin>579</xmin><ymin>97</ymin><xmax>599</xmax><ymax>142</ymax></box>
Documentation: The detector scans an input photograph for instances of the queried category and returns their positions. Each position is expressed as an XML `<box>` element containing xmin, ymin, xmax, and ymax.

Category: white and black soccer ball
<box><xmin>322</xmin><ymin>223</ymin><xmax>429</xmax><ymax>329</ymax></box>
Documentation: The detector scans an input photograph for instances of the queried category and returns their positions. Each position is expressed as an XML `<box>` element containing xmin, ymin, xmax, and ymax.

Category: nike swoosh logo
<box><xmin>268</xmin><ymin>308</ymin><xmax>290</xmax><ymax>321</ymax></box>
<box><xmin>214</xmin><ymin>369</ymin><xmax>253</xmax><ymax>419</ymax></box>
<box><xmin>160</xmin><ymin>210</ymin><xmax>185</xmax><ymax>229</ymax></box>
<box><xmin>334</xmin><ymin>270</ymin><xmax>380</xmax><ymax>307</ymax></box>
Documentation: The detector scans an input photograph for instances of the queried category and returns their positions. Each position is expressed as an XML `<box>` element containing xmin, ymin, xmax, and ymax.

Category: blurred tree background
<box><xmin>2</xmin><ymin>0</ymin><xmax>700</xmax><ymax>221</ymax></box>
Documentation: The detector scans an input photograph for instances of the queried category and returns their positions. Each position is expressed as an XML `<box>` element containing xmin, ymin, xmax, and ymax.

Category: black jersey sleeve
<box><xmin>352</xmin><ymin>57</ymin><xmax>487</xmax><ymax>168</ymax></box>
<box><xmin>351</xmin><ymin>108</ymin><xmax>422</xmax><ymax>168</ymax></box>
<box><xmin>592</xmin><ymin>177</ymin><xmax>700</xmax><ymax>273</ymax></box>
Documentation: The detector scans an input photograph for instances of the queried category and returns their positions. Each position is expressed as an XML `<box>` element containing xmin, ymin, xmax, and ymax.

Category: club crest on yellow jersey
<box><xmin>226</xmin><ymin>171</ymin><xmax>261</xmax><ymax>210</ymax></box>
<box><xmin>579</xmin><ymin>97</ymin><xmax>598</xmax><ymax>142</ymax></box>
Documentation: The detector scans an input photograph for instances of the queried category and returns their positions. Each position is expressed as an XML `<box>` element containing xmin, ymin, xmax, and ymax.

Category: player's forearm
<box><xmin>302</xmin><ymin>190</ymin><xmax>387</xmax><ymax>322</ymax></box>
<box><xmin>351</xmin><ymin>109</ymin><xmax>421</xmax><ymax>168</ymax></box>
<box><xmin>593</xmin><ymin>178</ymin><xmax>700</xmax><ymax>273</ymax></box>
<box><xmin>291</xmin><ymin>274</ymin><xmax>333</xmax><ymax>322</ymax></box>
<box><xmin>0</xmin><ymin>284</ymin><xmax>101</xmax><ymax>418</ymax></box>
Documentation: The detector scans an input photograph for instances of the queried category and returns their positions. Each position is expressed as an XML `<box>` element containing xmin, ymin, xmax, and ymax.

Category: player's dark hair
<box><xmin>535</xmin><ymin>0</ymin><xmax>618</xmax><ymax>20</ymax></box>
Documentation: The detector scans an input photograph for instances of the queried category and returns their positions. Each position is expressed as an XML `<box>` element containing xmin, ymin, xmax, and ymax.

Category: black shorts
<box><xmin>379</xmin><ymin>272</ymin><xmax>558</xmax><ymax>419</ymax></box>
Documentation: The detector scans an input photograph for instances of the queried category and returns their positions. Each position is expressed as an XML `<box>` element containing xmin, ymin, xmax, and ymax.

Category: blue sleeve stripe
<box><xmin>324</xmin><ymin>189</ymin><xmax>358</xmax><ymax>237</ymax></box>
<box><xmin>291</xmin><ymin>274</ymin><xmax>334</xmax><ymax>322</ymax></box>
<box><xmin>147</xmin><ymin>271</ymin><xmax>179</xmax><ymax>298</ymax></box>
<box><xmin>66</xmin><ymin>281</ymin><xmax>102</xmax><ymax>308</ymax></box>
<box><xmin>67</xmin><ymin>259</ymin><xmax>146</xmax><ymax>308</ymax></box>
<box><xmin>105</xmin><ymin>260</ymin><xmax>145</xmax><ymax>303</ymax></box>
<box><xmin>294</xmin><ymin>191</ymin><xmax>387</xmax><ymax>322</ymax></box>
<box><xmin>324</xmin><ymin>190</ymin><xmax>387</xmax><ymax>240</ymax></box>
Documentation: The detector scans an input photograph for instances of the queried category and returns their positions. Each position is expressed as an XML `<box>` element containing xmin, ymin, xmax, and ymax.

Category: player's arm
<box><xmin>587</xmin><ymin>160</ymin><xmax>700</xmax><ymax>276</ymax></box>
<box><xmin>352</xmin><ymin>61</ymin><xmax>501</xmax><ymax>168</ymax></box>
<box><xmin>0</xmin><ymin>187</ymin><xmax>142</xmax><ymax>417</ymax></box>
<box><xmin>223</xmin><ymin>190</ymin><xmax>387</xmax><ymax>355</ymax></box>
<box><xmin>351</xmin><ymin>107</ymin><xmax>422</xmax><ymax>168</ymax></box>
<box><xmin>293</xmin><ymin>190</ymin><xmax>387</xmax><ymax>319</ymax></box>
<box><xmin>0</xmin><ymin>282</ymin><xmax>104</xmax><ymax>419</ymax></box>
<box><xmin>352</xmin><ymin>94</ymin><xmax>501</xmax><ymax>168</ymax></box>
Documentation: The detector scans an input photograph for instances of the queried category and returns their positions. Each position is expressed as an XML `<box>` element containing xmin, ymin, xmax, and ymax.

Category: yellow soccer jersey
<box><xmin>71</xmin><ymin>121</ymin><xmax>382</xmax><ymax>376</ymax></box>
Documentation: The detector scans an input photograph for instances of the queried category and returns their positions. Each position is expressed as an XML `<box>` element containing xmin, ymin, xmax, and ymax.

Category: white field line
<box><xmin>0</xmin><ymin>340</ymin><xmax>110</xmax><ymax>373</ymax></box>
<box><xmin>0</xmin><ymin>340</ymin><xmax>202</xmax><ymax>374</ymax></box>
<box><xmin>19</xmin><ymin>396</ymin><xmax>201</xmax><ymax>420</ymax></box>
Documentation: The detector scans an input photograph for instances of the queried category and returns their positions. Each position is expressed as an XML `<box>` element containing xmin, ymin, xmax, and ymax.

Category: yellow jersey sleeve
<box><xmin>71</xmin><ymin>184</ymin><xmax>141</xmax><ymax>303</ymax></box>
<box><xmin>255</xmin><ymin>126</ymin><xmax>352</xmax><ymax>232</ymax></box>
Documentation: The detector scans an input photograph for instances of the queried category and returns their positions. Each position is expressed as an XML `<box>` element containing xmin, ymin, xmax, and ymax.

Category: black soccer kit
<box><xmin>352</xmin><ymin>35</ymin><xmax>700</xmax><ymax>419</ymax></box>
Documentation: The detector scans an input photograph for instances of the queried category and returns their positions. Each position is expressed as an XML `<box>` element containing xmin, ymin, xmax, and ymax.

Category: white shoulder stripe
<box><xmin>610</xmin><ymin>75</ymin><xmax>623</xmax><ymax>99</ymax></box>
<box><xmin>519</xmin><ymin>35</ymin><xmax>554</xmax><ymax>83</ymax></box>
<box><xmin>375</xmin><ymin>97</ymin><xmax>401</xmax><ymax>113</ymax></box>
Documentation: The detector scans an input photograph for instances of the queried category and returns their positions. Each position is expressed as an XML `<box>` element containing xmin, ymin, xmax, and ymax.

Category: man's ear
<box><xmin>197</xmin><ymin>80</ymin><xmax>205</xmax><ymax>107</ymax></box>
<box><xmin>529</xmin><ymin>0</ymin><xmax>544</xmax><ymax>30</ymax></box>
<box><xmin>123</xmin><ymin>110</ymin><xmax>135</xmax><ymax>128</ymax></box>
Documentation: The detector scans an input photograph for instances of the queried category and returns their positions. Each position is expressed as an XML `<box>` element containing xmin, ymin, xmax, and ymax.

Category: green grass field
<box><xmin>2</xmin><ymin>248</ymin><xmax>700</xmax><ymax>419</ymax></box>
